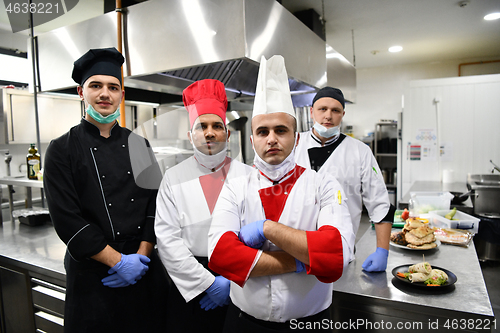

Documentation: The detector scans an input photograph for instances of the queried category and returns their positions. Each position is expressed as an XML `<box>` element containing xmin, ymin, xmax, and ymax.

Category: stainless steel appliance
<box><xmin>467</xmin><ymin>174</ymin><xmax>500</xmax><ymax>261</ymax></box>
<box><xmin>35</xmin><ymin>0</ymin><xmax>355</xmax><ymax>103</ymax></box>
<box><xmin>474</xmin><ymin>215</ymin><xmax>500</xmax><ymax>262</ymax></box>
<box><xmin>467</xmin><ymin>174</ymin><xmax>500</xmax><ymax>218</ymax></box>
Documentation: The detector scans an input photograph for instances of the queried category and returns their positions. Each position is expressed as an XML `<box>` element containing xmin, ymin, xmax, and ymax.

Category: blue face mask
<box><xmin>313</xmin><ymin>122</ymin><xmax>340</xmax><ymax>138</ymax></box>
<box><xmin>86</xmin><ymin>104</ymin><xmax>120</xmax><ymax>124</ymax></box>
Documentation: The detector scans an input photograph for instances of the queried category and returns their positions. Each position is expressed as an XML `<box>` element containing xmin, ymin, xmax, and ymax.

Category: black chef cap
<box><xmin>312</xmin><ymin>87</ymin><xmax>345</xmax><ymax>109</ymax></box>
<box><xmin>71</xmin><ymin>47</ymin><xmax>124</xmax><ymax>86</ymax></box>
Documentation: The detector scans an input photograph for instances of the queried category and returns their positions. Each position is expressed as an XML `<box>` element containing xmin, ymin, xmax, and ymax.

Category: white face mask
<box><xmin>313</xmin><ymin>122</ymin><xmax>340</xmax><ymax>139</ymax></box>
<box><xmin>252</xmin><ymin>133</ymin><xmax>297</xmax><ymax>182</ymax></box>
<box><xmin>190</xmin><ymin>133</ymin><xmax>227</xmax><ymax>171</ymax></box>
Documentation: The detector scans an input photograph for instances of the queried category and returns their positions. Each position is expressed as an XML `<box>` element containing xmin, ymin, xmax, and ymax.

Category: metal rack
<box><xmin>374</xmin><ymin>122</ymin><xmax>398</xmax><ymax>205</ymax></box>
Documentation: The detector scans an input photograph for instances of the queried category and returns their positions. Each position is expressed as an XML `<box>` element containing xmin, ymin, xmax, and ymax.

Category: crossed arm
<box><xmin>209</xmin><ymin>217</ymin><xmax>346</xmax><ymax>288</ymax></box>
<box><xmin>248</xmin><ymin>221</ymin><xmax>308</xmax><ymax>277</ymax></box>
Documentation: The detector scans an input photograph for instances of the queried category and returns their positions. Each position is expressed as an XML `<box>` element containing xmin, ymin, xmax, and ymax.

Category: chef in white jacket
<box><xmin>208</xmin><ymin>56</ymin><xmax>355</xmax><ymax>332</ymax></box>
<box><xmin>155</xmin><ymin>79</ymin><xmax>252</xmax><ymax>332</ymax></box>
<box><xmin>295</xmin><ymin>87</ymin><xmax>395</xmax><ymax>272</ymax></box>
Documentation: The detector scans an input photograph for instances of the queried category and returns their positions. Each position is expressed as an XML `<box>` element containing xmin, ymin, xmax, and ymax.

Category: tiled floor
<box><xmin>357</xmin><ymin>212</ymin><xmax>500</xmax><ymax>332</ymax></box>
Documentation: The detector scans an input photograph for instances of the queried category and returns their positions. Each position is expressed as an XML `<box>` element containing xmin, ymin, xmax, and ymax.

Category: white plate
<box><xmin>390</xmin><ymin>239</ymin><xmax>441</xmax><ymax>250</ymax></box>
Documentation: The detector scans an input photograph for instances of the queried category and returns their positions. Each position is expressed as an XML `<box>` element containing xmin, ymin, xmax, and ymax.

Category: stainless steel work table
<box><xmin>0</xmin><ymin>220</ymin><xmax>65</xmax><ymax>281</ymax></box>
<box><xmin>0</xmin><ymin>176</ymin><xmax>45</xmax><ymax>225</ymax></box>
<box><xmin>0</xmin><ymin>217</ymin><xmax>495</xmax><ymax>332</ymax></box>
<box><xmin>0</xmin><ymin>220</ymin><xmax>66</xmax><ymax>332</ymax></box>
<box><xmin>331</xmin><ymin>227</ymin><xmax>495</xmax><ymax>332</ymax></box>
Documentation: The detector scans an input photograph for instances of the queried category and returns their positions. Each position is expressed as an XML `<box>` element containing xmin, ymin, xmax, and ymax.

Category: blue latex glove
<box><xmin>295</xmin><ymin>259</ymin><xmax>306</xmax><ymax>273</ymax></box>
<box><xmin>199</xmin><ymin>294</ymin><xmax>219</xmax><ymax>311</ymax></box>
<box><xmin>238</xmin><ymin>220</ymin><xmax>267</xmax><ymax>248</ymax></box>
<box><xmin>362</xmin><ymin>247</ymin><xmax>389</xmax><ymax>272</ymax></box>
<box><xmin>101</xmin><ymin>273</ymin><xmax>130</xmax><ymax>288</ymax></box>
<box><xmin>108</xmin><ymin>253</ymin><xmax>150</xmax><ymax>285</ymax></box>
<box><xmin>200</xmin><ymin>276</ymin><xmax>230</xmax><ymax>310</ymax></box>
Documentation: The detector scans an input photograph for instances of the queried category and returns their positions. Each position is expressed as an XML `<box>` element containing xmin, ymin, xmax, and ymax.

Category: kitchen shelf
<box><xmin>374</xmin><ymin>123</ymin><xmax>397</xmax><ymax>156</ymax></box>
<box><xmin>373</xmin><ymin>122</ymin><xmax>398</xmax><ymax>205</ymax></box>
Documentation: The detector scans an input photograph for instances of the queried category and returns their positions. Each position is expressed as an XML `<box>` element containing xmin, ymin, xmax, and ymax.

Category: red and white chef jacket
<box><xmin>208</xmin><ymin>165</ymin><xmax>355</xmax><ymax>322</ymax></box>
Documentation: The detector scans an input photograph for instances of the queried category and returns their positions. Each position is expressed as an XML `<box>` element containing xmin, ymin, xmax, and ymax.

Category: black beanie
<box><xmin>72</xmin><ymin>47</ymin><xmax>124</xmax><ymax>86</ymax></box>
<box><xmin>312</xmin><ymin>87</ymin><xmax>345</xmax><ymax>109</ymax></box>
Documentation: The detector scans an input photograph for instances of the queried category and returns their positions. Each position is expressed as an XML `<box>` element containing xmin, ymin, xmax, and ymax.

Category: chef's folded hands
<box><xmin>101</xmin><ymin>253</ymin><xmax>150</xmax><ymax>288</ymax></box>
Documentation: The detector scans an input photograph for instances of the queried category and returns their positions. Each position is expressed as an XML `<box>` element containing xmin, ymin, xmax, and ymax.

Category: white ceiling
<box><xmin>282</xmin><ymin>0</ymin><xmax>500</xmax><ymax>68</ymax></box>
<box><xmin>1</xmin><ymin>0</ymin><xmax>500</xmax><ymax>69</ymax></box>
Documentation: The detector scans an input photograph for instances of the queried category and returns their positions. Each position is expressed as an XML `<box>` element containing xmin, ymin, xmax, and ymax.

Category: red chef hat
<box><xmin>182</xmin><ymin>79</ymin><xmax>228</xmax><ymax>128</ymax></box>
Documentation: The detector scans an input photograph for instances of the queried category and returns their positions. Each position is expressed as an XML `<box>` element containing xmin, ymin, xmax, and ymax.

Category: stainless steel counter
<box><xmin>0</xmin><ymin>215</ymin><xmax>496</xmax><ymax>332</ymax></box>
<box><xmin>0</xmin><ymin>220</ymin><xmax>66</xmax><ymax>333</ymax></box>
<box><xmin>0</xmin><ymin>177</ymin><xmax>44</xmax><ymax>188</ymax></box>
<box><xmin>331</xmin><ymin>227</ymin><xmax>494</xmax><ymax>332</ymax></box>
<box><xmin>0</xmin><ymin>220</ymin><xmax>65</xmax><ymax>281</ymax></box>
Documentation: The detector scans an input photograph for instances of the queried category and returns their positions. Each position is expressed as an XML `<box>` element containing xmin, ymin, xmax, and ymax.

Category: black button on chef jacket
<box><xmin>44</xmin><ymin>118</ymin><xmax>159</xmax><ymax>261</ymax></box>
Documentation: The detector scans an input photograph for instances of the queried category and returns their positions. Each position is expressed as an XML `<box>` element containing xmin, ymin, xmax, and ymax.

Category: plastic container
<box><xmin>409</xmin><ymin>191</ymin><xmax>453</xmax><ymax>215</ymax></box>
<box><xmin>429</xmin><ymin>210</ymin><xmax>480</xmax><ymax>234</ymax></box>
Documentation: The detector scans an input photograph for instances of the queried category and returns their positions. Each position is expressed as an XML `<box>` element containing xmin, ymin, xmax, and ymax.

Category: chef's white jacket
<box><xmin>208</xmin><ymin>165</ymin><xmax>355</xmax><ymax>322</ymax></box>
<box><xmin>295</xmin><ymin>131</ymin><xmax>391</xmax><ymax>235</ymax></box>
<box><xmin>155</xmin><ymin>156</ymin><xmax>252</xmax><ymax>302</ymax></box>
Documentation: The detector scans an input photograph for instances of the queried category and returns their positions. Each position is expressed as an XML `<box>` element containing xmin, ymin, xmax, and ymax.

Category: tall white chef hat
<box><xmin>252</xmin><ymin>55</ymin><xmax>296</xmax><ymax>119</ymax></box>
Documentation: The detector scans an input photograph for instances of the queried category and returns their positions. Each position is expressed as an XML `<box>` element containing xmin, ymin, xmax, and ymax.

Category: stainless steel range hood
<box><xmin>36</xmin><ymin>0</ymin><xmax>355</xmax><ymax>104</ymax></box>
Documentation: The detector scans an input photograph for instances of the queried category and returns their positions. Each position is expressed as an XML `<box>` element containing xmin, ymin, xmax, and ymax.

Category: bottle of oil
<box><xmin>27</xmin><ymin>144</ymin><xmax>41</xmax><ymax>180</ymax></box>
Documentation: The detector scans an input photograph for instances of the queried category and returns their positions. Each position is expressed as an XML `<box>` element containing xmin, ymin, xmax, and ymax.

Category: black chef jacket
<box><xmin>44</xmin><ymin>118</ymin><xmax>169</xmax><ymax>333</ymax></box>
<box><xmin>44</xmin><ymin>118</ymin><xmax>158</xmax><ymax>260</ymax></box>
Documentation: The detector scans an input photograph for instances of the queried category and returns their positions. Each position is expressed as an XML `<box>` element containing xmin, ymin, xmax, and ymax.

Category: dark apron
<box><xmin>165</xmin><ymin>256</ymin><xmax>228</xmax><ymax>333</ymax></box>
<box><xmin>63</xmin><ymin>240</ymin><xmax>170</xmax><ymax>333</ymax></box>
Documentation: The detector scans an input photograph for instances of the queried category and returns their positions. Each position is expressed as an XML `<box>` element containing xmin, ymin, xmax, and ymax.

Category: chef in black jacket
<box><xmin>43</xmin><ymin>47</ymin><xmax>168</xmax><ymax>333</ymax></box>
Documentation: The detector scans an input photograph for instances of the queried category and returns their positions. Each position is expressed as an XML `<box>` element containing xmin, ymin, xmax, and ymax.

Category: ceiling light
<box><xmin>484</xmin><ymin>12</ymin><xmax>500</xmax><ymax>20</ymax></box>
<box><xmin>388</xmin><ymin>46</ymin><xmax>403</xmax><ymax>53</ymax></box>
<box><xmin>458</xmin><ymin>1</ymin><xmax>470</xmax><ymax>8</ymax></box>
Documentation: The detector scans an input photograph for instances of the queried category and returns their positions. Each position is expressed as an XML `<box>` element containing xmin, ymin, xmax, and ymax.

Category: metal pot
<box><xmin>467</xmin><ymin>174</ymin><xmax>500</xmax><ymax>217</ymax></box>
<box><xmin>470</xmin><ymin>188</ymin><xmax>500</xmax><ymax>217</ymax></box>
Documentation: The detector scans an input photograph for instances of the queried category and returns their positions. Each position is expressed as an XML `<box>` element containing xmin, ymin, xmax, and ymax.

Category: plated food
<box><xmin>390</xmin><ymin>217</ymin><xmax>438</xmax><ymax>250</ymax></box>
<box><xmin>392</xmin><ymin>262</ymin><xmax>457</xmax><ymax>287</ymax></box>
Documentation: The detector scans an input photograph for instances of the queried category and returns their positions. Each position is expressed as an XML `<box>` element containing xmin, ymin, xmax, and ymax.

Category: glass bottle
<box><xmin>27</xmin><ymin>144</ymin><xmax>41</xmax><ymax>180</ymax></box>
